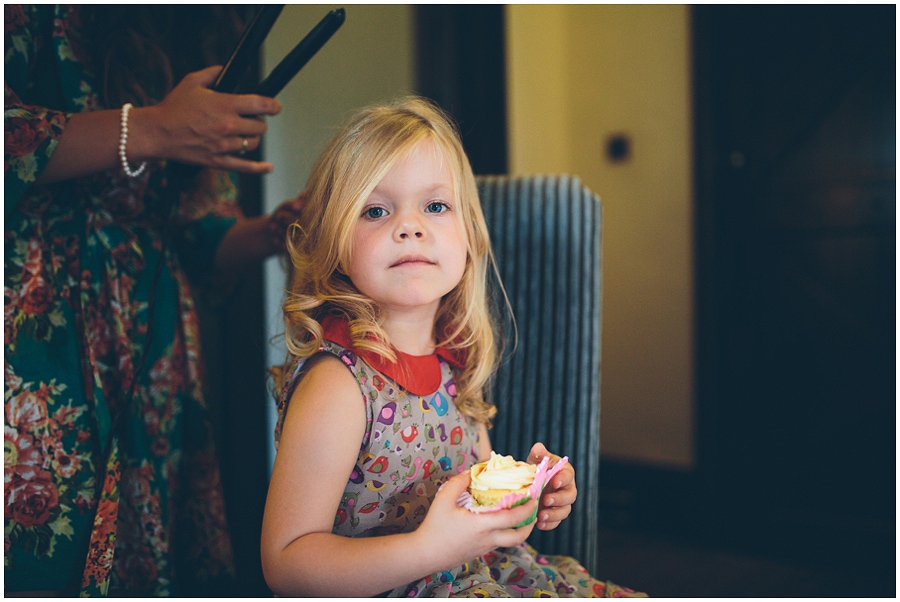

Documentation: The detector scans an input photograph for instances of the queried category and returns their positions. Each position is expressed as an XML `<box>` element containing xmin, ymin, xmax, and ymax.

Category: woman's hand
<box><xmin>31</xmin><ymin>65</ymin><xmax>283</xmax><ymax>185</ymax></box>
<box><xmin>528</xmin><ymin>442</ymin><xmax>576</xmax><ymax>531</ymax></box>
<box><xmin>266</xmin><ymin>192</ymin><xmax>307</xmax><ymax>253</ymax></box>
<box><xmin>413</xmin><ymin>471</ymin><xmax>537</xmax><ymax>570</ymax></box>
<box><xmin>135</xmin><ymin>65</ymin><xmax>282</xmax><ymax>173</ymax></box>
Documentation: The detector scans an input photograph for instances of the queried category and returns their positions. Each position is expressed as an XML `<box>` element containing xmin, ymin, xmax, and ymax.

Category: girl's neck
<box><xmin>381</xmin><ymin>306</ymin><xmax>438</xmax><ymax>357</ymax></box>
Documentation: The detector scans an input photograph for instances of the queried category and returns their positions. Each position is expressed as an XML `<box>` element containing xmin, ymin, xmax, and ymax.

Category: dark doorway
<box><xmin>414</xmin><ymin>5</ymin><xmax>508</xmax><ymax>175</ymax></box>
<box><xmin>693</xmin><ymin>4</ymin><xmax>895</xmax><ymax>589</ymax></box>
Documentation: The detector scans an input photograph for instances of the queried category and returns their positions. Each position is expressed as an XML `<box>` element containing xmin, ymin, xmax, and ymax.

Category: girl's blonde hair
<box><xmin>282</xmin><ymin>96</ymin><xmax>500</xmax><ymax>424</ymax></box>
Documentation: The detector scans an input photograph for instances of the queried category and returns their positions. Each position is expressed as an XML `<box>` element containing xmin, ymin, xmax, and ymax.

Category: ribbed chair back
<box><xmin>476</xmin><ymin>174</ymin><xmax>602</xmax><ymax>575</ymax></box>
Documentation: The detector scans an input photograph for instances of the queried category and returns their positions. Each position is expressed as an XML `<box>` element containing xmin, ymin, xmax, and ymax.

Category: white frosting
<box><xmin>469</xmin><ymin>452</ymin><xmax>535</xmax><ymax>491</ymax></box>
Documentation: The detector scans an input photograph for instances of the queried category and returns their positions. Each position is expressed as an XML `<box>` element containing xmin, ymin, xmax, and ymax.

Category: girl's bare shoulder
<box><xmin>285</xmin><ymin>351</ymin><xmax>365</xmax><ymax>422</ymax></box>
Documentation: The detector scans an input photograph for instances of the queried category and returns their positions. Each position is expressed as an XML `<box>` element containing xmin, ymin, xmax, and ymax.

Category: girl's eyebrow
<box><xmin>369</xmin><ymin>183</ymin><xmax>454</xmax><ymax>197</ymax></box>
<box><xmin>424</xmin><ymin>184</ymin><xmax>454</xmax><ymax>196</ymax></box>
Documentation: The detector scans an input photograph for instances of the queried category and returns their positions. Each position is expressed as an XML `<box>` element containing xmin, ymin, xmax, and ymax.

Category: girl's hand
<box><xmin>528</xmin><ymin>442</ymin><xmax>576</xmax><ymax>531</ymax></box>
<box><xmin>136</xmin><ymin>65</ymin><xmax>282</xmax><ymax>173</ymax></box>
<box><xmin>414</xmin><ymin>471</ymin><xmax>537</xmax><ymax>569</ymax></box>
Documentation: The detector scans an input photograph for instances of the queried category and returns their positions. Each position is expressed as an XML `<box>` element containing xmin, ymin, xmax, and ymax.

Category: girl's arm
<box><xmin>261</xmin><ymin>355</ymin><xmax>538</xmax><ymax>597</ymax></box>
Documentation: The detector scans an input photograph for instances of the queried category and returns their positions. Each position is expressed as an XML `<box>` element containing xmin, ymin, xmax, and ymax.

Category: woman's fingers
<box><xmin>211</xmin><ymin>154</ymin><xmax>275</xmax><ymax>174</ymax></box>
<box><xmin>189</xmin><ymin>66</ymin><xmax>283</xmax><ymax>116</ymax></box>
<box><xmin>187</xmin><ymin>64</ymin><xmax>224</xmax><ymax>87</ymax></box>
<box><xmin>143</xmin><ymin>65</ymin><xmax>282</xmax><ymax>168</ymax></box>
<box><xmin>233</xmin><ymin>134</ymin><xmax>262</xmax><ymax>156</ymax></box>
<box><xmin>234</xmin><ymin>93</ymin><xmax>283</xmax><ymax>118</ymax></box>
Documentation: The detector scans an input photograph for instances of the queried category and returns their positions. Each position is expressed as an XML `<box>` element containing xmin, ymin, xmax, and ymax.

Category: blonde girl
<box><xmin>261</xmin><ymin>97</ymin><xmax>644</xmax><ymax>598</ymax></box>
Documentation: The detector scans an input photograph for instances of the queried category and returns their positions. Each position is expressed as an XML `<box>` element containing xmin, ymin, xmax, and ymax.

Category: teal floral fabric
<box><xmin>5</xmin><ymin>5</ymin><xmax>236</xmax><ymax>595</ymax></box>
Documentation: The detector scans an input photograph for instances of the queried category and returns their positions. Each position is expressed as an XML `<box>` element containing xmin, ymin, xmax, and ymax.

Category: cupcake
<box><xmin>459</xmin><ymin>450</ymin><xmax>569</xmax><ymax>527</ymax></box>
<box><xmin>468</xmin><ymin>452</ymin><xmax>536</xmax><ymax>508</ymax></box>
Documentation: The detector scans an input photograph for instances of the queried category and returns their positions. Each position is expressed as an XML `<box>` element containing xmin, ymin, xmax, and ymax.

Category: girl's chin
<box><xmin>379</xmin><ymin>297</ymin><xmax>443</xmax><ymax>314</ymax></box>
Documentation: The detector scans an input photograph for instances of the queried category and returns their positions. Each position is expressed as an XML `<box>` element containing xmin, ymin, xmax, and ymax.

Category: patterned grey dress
<box><xmin>276</xmin><ymin>317</ymin><xmax>646</xmax><ymax>597</ymax></box>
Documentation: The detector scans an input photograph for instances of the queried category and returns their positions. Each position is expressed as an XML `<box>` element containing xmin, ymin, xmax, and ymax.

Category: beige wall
<box><xmin>507</xmin><ymin>5</ymin><xmax>696</xmax><ymax>468</ymax></box>
<box><xmin>261</xmin><ymin>5</ymin><xmax>416</xmax><ymax>467</ymax></box>
<box><xmin>261</xmin><ymin>5</ymin><xmax>415</xmax><ymax>208</ymax></box>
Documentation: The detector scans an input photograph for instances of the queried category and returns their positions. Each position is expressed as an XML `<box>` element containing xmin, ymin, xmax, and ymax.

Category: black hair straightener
<box><xmin>214</xmin><ymin>6</ymin><xmax>346</xmax><ymax>97</ymax></box>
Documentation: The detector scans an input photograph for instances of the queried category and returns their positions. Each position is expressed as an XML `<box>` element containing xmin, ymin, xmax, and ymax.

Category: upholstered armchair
<box><xmin>477</xmin><ymin>174</ymin><xmax>603</xmax><ymax>574</ymax></box>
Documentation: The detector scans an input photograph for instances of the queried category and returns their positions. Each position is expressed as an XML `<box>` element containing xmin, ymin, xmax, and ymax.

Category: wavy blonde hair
<box><xmin>281</xmin><ymin>96</ymin><xmax>501</xmax><ymax>425</ymax></box>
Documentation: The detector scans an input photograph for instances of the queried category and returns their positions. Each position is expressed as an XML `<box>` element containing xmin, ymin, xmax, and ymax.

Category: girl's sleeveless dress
<box><xmin>277</xmin><ymin>319</ymin><xmax>646</xmax><ymax>598</ymax></box>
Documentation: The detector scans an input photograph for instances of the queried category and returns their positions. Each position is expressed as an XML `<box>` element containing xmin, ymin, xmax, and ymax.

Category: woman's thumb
<box><xmin>192</xmin><ymin>65</ymin><xmax>224</xmax><ymax>88</ymax></box>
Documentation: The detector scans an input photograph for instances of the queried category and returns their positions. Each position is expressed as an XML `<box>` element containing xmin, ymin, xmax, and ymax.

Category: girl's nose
<box><xmin>394</xmin><ymin>215</ymin><xmax>425</xmax><ymax>241</ymax></box>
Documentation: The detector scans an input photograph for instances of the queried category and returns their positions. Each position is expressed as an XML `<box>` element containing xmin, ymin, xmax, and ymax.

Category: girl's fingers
<box><xmin>435</xmin><ymin>471</ymin><xmax>472</xmax><ymax>502</ymax></box>
<box><xmin>488</xmin><ymin>501</ymin><xmax>538</xmax><ymax>546</ymax></box>
<box><xmin>536</xmin><ymin>514</ymin><xmax>559</xmax><ymax>530</ymax></box>
<box><xmin>528</xmin><ymin>442</ymin><xmax>549</xmax><ymax>464</ymax></box>
<box><xmin>542</xmin><ymin>483</ymin><xmax>577</xmax><ymax>509</ymax></box>
<box><xmin>555</xmin><ymin>462</ymin><xmax>575</xmax><ymax>485</ymax></box>
<box><xmin>502</xmin><ymin>498</ymin><xmax>538</xmax><ymax>528</ymax></box>
<box><xmin>538</xmin><ymin>503</ymin><xmax>571</xmax><ymax>525</ymax></box>
<box><xmin>474</xmin><ymin>498</ymin><xmax>538</xmax><ymax>534</ymax></box>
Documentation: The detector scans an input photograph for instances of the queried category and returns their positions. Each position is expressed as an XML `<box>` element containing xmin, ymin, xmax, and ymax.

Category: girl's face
<box><xmin>347</xmin><ymin>138</ymin><xmax>468</xmax><ymax>320</ymax></box>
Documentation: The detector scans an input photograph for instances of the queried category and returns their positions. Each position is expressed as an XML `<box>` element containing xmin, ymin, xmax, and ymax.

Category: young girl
<box><xmin>261</xmin><ymin>97</ymin><xmax>645</xmax><ymax>597</ymax></box>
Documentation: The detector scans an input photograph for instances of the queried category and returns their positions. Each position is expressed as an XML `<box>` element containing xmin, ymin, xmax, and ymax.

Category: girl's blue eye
<box><xmin>425</xmin><ymin>201</ymin><xmax>448</xmax><ymax>214</ymax></box>
<box><xmin>363</xmin><ymin>206</ymin><xmax>387</xmax><ymax>219</ymax></box>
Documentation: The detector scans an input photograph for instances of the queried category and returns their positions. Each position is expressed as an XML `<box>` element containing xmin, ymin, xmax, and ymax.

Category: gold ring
<box><xmin>239</xmin><ymin>137</ymin><xmax>249</xmax><ymax>155</ymax></box>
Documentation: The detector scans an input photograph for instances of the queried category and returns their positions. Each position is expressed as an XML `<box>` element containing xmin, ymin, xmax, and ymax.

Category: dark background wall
<box><xmin>692</xmin><ymin>2</ymin><xmax>895</xmax><ymax>586</ymax></box>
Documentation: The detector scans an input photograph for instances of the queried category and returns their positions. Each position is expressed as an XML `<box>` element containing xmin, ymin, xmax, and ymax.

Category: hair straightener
<box><xmin>213</xmin><ymin>6</ymin><xmax>346</xmax><ymax>97</ymax></box>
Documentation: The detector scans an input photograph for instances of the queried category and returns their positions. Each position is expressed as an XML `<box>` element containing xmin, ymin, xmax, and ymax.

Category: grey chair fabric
<box><xmin>476</xmin><ymin>174</ymin><xmax>602</xmax><ymax>575</ymax></box>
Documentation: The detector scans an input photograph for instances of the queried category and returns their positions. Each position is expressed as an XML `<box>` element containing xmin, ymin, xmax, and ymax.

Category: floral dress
<box><xmin>5</xmin><ymin>5</ymin><xmax>236</xmax><ymax>596</ymax></box>
<box><xmin>277</xmin><ymin>317</ymin><xmax>646</xmax><ymax>597</ymax></box>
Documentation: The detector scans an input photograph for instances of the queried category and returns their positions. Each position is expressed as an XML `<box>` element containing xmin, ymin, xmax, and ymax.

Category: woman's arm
<box><xmin>32</xmin><ymin>66</ymin><xmax>281</xmax><ymax>186</ymax></box>
<box><xmin>214</xmin><ymin>215</ymin><xmax>276</xmax><ymax>271</ymax></box>
<box><xmin>261</xmin><ymin>355</ymin><xmax>538</xmax><ymax>597</ymax></box>
<box><xmin>214</xmin><ymin>195</ymin><xmax>305</xmax><ymax>270</ymax></box>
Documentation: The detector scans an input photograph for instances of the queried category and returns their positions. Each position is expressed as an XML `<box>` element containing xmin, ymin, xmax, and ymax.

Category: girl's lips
<box><xmin>391</xmin><ymin>255</ymin><xmax>434</xmax><ymax>267</ymax></box>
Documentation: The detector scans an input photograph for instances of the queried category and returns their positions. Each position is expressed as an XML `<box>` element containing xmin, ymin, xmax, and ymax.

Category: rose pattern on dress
<box><xmin>5</xmin><ymin>5</ymin><xmax>237</xmax><ymax>595</ymax></box>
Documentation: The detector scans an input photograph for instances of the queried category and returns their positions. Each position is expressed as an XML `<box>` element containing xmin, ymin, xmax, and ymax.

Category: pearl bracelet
<box><xmin>119</xmin><ymin>103</ymin><xmax>147</xmax><ymax>178</ymax></box>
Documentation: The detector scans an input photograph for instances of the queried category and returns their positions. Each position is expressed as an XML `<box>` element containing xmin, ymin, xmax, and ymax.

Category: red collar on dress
<box><xmin>320</xmin><ymin>315</ymin><xmax>465</xmax><ymax>396</ymax></box>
